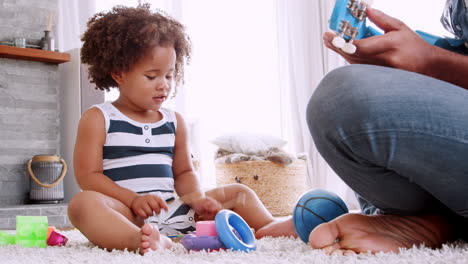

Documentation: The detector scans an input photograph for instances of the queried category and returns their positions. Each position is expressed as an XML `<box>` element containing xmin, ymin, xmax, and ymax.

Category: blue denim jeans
<box><xmin>307</xmin><ymin>65</ymin><xmax>468</xmax><ymax>226</ymax></box>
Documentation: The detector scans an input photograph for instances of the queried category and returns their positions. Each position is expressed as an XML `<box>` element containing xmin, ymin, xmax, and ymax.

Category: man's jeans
<box><xmin>307</xmin><ymin>64</ymin><xmax>468</xmax><ymax>221</ymax></box>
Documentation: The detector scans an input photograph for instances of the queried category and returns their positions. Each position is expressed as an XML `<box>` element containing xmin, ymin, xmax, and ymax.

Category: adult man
<box><xmin>307</xmin><ymin>1</ymin><xmax>468</xmax><ymax>254</ymax></box>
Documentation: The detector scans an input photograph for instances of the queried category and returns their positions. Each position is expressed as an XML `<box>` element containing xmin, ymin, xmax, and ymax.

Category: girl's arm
<box><xmin>73</xmin><ymin>108</ymin><xmax>138</xmax><ymax>208</ymax></box>
<box><xmin>172</xmin><ymin>112</ymin><xmax>204</xmax><ymax>200</ymax></box>
<box><xmin>172</xmin><ymin>112</ymin><xmax>221</xmax><ymax>218</ymax></box>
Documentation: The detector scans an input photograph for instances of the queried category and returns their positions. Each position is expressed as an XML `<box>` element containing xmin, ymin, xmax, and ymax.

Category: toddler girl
<box><xmin>68</xmin><ymin>4</ymin><xmax>288</xmax><ymax>255</ymax></box>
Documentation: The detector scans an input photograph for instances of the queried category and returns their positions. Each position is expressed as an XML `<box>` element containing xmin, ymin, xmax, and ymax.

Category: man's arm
<box><xmin>323</xmin><ymin>8</ymin><xmax>468</xmax><ymax>89</ymax></box>
<box><xmin>426</xmin><ymin>47</ymin><xmax>468</xmax><ymax>89</ymax></box>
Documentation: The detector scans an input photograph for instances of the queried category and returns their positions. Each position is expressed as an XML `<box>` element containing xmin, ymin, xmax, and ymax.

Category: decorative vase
<box><xmin>40</xmin><ymin>30</ymin><xmax>54</xmax><ymax>51</ymax></box>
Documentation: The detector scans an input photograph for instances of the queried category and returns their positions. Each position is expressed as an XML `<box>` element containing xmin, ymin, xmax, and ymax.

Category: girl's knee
<box><xmin>68</xmin><ymin>190</ymin><xmax>101</xmax><ymax>221</ymax></box>
<box><xmin>227</xmin><ymin>183</ymin><xmax>255</xmax><ymax>196</ymax></box>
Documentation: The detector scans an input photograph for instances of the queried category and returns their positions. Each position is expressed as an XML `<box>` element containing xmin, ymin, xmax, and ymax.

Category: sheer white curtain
<box><xmin>275</xmin><ymin>0</ymin><xmax>358</xmax><ymax>209</ymax></box>
<box><xmin>180</xmin><ymin>0</ymin><xmax>281</xmax><ymax>188</ymax></box>
<box><xmin>57</xmin><ymin>0</ymin><xmax>96</xmax><ymax>52</ymax></box>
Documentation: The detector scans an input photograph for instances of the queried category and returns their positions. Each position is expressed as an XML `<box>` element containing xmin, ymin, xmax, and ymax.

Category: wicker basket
<box><xmin>215</xmin><ymin>159</ymin><xmax>308</xmax><ymax>216</ymax></box>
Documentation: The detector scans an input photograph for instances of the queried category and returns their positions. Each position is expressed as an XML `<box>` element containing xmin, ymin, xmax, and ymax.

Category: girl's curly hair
<box><xmin>81</xmin><ymin>4</ymin><xmax>191</xmax><ymax>91</ymax></box>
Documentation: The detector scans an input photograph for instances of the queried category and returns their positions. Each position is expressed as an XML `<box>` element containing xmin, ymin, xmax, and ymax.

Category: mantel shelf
<box><xmin>0</xmin><ymin>45</ymin><xmax>70</xmax><ymax>64</ymax></box>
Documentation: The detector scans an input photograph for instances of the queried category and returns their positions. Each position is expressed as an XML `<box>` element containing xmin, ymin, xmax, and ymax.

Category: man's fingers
<box><xmin>366</xmin><ymin>7</ymin><xmax>405</xmax><ymax>33</ymax></box>
<box><xmin>352</xmin><ymin>34</ymin><xmax>395</xmax><ymax>56</ymax></box>
<box><xmin>323</xmin><ymin>32</ymin><xmax>375</xmax><ymax>61</ymax></box>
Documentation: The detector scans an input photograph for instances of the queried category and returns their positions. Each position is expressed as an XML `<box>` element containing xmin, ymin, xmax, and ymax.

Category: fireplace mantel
<box><xmin>0</xmin><ymin>45</ymin><xmax>70</xmax><ymax>64</ymax></box>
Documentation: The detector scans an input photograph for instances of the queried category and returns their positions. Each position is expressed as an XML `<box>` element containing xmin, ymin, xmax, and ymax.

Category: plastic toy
<box><xmin>47</xmin><ymin>226</ymin><xmax>56</xmax><ymax>239</ymax></box>
<box><xmin>0</xmin><ymin>231</ymin><xmax>15</xmax><ymax>246</ymax></box>
<box><xmin>16</xmin><ymin>216</ymin><xmax>48</xmax><ymax>248</ymax></box>
<box><xmin>180</xmin><ymin>221</ymin><xmax>225</xmax><ymax>251</ymax></box>
<box><xmin>292</xmin><ymin>189</ymin><xmax>348</xmax><ymax>243</ymax></box>
<box><xmin>0</xmin><ymin>217</ymin><xmax>68</xmax><ymax>248</ymax></box>
<box><xmin>181</xmin><ymin>209</ymin><xmax>256</xmax><ymax>252</ymax></box>
<box><xmin>47</xmin><ymin>230</ymin><xmax>68</xmax><ymax>246</ymax></box>
<box><xmin>329</xmin><ymin>0</ymin><xmax>466</xmax><ymax>54</ymax></box>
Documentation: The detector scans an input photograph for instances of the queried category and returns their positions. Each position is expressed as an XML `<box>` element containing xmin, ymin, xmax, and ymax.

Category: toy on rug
<box><xmin>16</xmin><ymin>216</ymin><xmax>48</xmax><ymax>248</ymax></box>
<box><xmin>0</xmin><ymin>231</ymin><xmax>15</xmax><ymax>246</ymax></box>
<box><xmin>292</xmin><ymin>189</ymin><xmax>348</xmax><ymax>243</ymax></box>
<box><xmin>46</xmin><ymin>226</ymin><xmax>68</xmax><ymax>246</ymax></box>
<box><xmin>181</xmin><ymin>209</ymin><xmax>256</xmax><ymax>252</ymax></box>
<box><xmin>0</xmin><ymin>216</ymin><xmax>68</xmax><ymax>248</ymax></box>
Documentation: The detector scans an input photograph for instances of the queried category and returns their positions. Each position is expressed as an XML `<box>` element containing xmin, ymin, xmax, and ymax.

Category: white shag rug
<box><xmin>2</xmin><ymin>230</ymin><xmax>468</xmax><ymax>264</ymax></box>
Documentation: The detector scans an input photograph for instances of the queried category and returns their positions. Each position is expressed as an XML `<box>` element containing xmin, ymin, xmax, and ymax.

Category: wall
<box><xmin>0</xmin><ymin>0</ymin><xmax>60</xmax><ymax>205</ymax></box>
<box><xmin>59</xmin><ymin>48</ymin><xmax>104</xmax><ymax>202</ymax></box>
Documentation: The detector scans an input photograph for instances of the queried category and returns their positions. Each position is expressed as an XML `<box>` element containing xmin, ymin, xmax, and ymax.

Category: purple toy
<box><xmin>180</xmin><ymin>209</ymin><xmax>256</xmax><ymax>252</ymax></box>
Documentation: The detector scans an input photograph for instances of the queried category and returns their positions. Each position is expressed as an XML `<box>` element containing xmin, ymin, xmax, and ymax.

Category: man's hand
<box><xmin>190</xmin><ymin>197</ymin><xmax>222</xmax><ymax>220</ymax></box>
<box><xmin>324</xmin><ymin>8</ymin><xmax>437</xmax><ymax>75</ymax></box>
<box><xmin>130</xmin><ymin>194</ymin><xmax>169</xmax><ymax>218</ymax></box>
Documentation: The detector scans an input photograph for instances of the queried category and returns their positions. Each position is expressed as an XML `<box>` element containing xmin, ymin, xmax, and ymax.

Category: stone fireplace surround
<box><xmin>0</xmin><ymin>0</ymin><xmax>71</xmax><ymax>229</ymax></box>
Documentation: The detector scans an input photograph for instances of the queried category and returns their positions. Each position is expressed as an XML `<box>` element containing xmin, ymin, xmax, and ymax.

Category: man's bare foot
<box><xmin>309</xmin><ymin>213</ymin><xmax>454</xmax><ymax>255</ymax></box>
<box><xmin>255</xmin><ymin>216</ymin><xmax>298</xmax><ymax>239</ymax></box>
<box><xmin>139</xmin><ymin>223</ymin><xmax>173</xmax><ymax>255</ymax></box>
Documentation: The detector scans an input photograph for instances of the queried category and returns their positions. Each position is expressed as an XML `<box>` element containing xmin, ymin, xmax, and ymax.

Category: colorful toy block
<box><xmin>0</xmin><ymin>231</ymin><xmax>15</xmax><ymax>246</ymax></box>
<box><xmin>16</xmin><ymin>216</ymin><xmax>48</xmax><ymax>248</ymax></box>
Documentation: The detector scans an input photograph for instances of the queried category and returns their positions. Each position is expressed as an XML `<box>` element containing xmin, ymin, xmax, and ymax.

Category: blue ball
<box><xmin>292</xmin><ymin>189</ymin><xmax>348</xmax><ymax>243</ymax></box>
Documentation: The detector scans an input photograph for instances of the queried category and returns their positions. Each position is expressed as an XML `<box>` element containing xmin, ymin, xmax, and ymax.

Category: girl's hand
<box><xmin>190</xmin><ymin>197</ymin><xmax>222</xmax><ymax>220</ymax></box>
<box><xmin>130</xmin><ymin>194</ymin><xmax>169</xmax><ymax>218</ymax></box>
<box><xmin>324</xmin><ymin>7</ymin><xmax>437</xmax><ymax>75</ymax></box>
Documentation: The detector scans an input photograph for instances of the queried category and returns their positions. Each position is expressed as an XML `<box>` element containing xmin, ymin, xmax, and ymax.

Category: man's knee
<box><xmin>308</xmin><ymin>66</ymin><xmax>364</xmax><ymax>143</ymax></box>
<box><xmin>307</xmin><ymin>65</ymin><xmax>390</xmax><ymax>142</ymax></box>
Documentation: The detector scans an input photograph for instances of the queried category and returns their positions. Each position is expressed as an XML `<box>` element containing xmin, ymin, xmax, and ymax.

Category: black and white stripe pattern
<box><xmin>94</xmin><ymin>102</ymin><xmax>177</xmax><ymax>201</ymax></box>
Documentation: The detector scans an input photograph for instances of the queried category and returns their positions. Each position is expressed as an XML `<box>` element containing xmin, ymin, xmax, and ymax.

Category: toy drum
<box><xmin>27</xmin><ymin>155</ymin><xmax>67</xmax><ymax>204</ymax></box>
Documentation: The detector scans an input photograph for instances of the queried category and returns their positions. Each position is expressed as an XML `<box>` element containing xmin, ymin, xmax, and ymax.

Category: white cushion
<box><xmin>211</xmin><ymin>133</ymin><xmax>287</xmax><ymax>155</ymax></box>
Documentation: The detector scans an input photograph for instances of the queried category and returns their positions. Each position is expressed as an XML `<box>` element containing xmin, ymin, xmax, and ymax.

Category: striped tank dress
<box><xmin>93</xmin><ymin>102</ymin><xmax>177</xmax><ymax>202</ymax></box>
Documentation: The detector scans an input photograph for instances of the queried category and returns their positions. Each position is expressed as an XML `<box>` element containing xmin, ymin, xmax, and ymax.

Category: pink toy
<box><xmin>181</xmin><ymin>221</ymin><xmax>224</xmax><ymax>251</ymax></box>
<box><xmin>196</xmin><ymin>221</ymin><xmax>218</xmax><ymax>237</ymax></box>
<box><xmin>46</xmin><ymin>230</ymin><xmax>68</xmax><ymax>246</ymax></box>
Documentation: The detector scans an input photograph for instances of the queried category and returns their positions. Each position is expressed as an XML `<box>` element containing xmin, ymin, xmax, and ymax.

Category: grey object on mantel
<box><xmin>40</xmin><ymin>30</ymin><xmax>54</xmax><ymax>51</ymax></box>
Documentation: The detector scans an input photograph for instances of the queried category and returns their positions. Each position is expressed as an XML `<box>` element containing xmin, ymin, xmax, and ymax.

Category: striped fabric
<box><xmin>93</xmin><ymin>102</ymin><xmax>177</xmax><ymax>201</ymax></box>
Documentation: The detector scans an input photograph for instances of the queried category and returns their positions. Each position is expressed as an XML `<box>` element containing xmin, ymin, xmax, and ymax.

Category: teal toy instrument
<box><xmin>329</xmin><ymin>0</ymin><xmax>466</xmax><ymax>54</ymax></box>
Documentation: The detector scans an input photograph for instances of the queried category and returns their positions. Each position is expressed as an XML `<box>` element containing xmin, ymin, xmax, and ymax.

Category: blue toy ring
<box><xmin>215</xmin><ymin>209</ymin><xmax>256</xmax><ymax>252</ymax></box>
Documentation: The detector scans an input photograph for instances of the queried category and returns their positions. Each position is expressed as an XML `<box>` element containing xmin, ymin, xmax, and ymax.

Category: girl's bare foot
<box><xmin>139</xmin><ymin>223</ymin><xmax>173</xmax><ymax>255</ymax></box>
<box><xmin>309</xmin><ymin>213</ymin><xmax>454</xmax><ymax>254</ymax></box>
<box><xmin>255</xmin><ymin>216</ymin><xmax>298</xmax><ymax>239</ymax></box>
